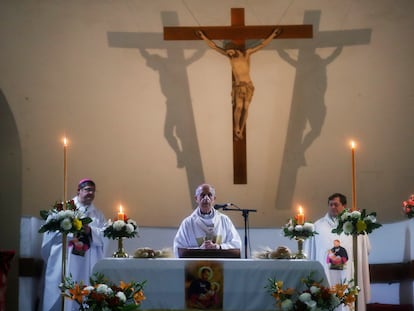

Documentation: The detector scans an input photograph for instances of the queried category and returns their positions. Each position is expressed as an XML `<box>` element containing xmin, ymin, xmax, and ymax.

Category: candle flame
<box><xmin>350</xmin><ymin>141</ymin><xmax>356</xmax><ymax>149</ymax></box>
<box><xmin>63</xmin><ymin>137</ymin><xmax>68</xmax><ymax>146</ymax></box>
<box><xmin>298</xmin><ymin>206</ymin><xmax>303</xmax><ymax>215</ymax></box>
<box><xmin>119</xmin><ymin>205</ymin><xmax>123</xmax><ymax>213</ymax></box>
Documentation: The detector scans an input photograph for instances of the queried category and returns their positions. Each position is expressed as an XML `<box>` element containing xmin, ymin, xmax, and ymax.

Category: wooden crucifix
<box><xmin>164</xmin><ymin>8</ymin><xmax>313</xmax><ymax>184</ymax></box>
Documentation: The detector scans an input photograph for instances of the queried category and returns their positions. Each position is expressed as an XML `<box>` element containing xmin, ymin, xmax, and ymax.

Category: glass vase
<box><xmin>113</xmin><ymin>237</ymin><xmax>128</xmax><ymax>258</ymax></box>
<box><xmin>293</xmin><ymin>237</ymin><xmax>307</xmax><ymax>259</ymax></box>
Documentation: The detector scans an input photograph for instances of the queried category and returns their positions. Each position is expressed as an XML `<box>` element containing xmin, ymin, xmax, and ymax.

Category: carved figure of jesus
<box><xmin>196</xmin><ymin>28</ymin><xmax>282</xmax><ymax>140</ymax></box>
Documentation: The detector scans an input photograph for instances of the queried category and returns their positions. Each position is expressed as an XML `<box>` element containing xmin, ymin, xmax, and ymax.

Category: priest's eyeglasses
<box><xmin>81</xmin><ymin>187</ymin><xmax>96</xmax><ymax>193</ymax></box>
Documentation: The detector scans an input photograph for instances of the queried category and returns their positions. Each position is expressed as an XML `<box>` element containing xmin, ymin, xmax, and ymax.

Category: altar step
<box><xmin>367</xmin><ymin>304</ymin><xmax>413</xmax><ymax>311</ymax></box>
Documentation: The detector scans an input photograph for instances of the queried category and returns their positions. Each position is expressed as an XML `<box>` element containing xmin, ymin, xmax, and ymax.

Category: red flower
<box><xmin>402</xmin><ymin>197</ymin><xmax>414</xmax><ymax>219</ymax></box>
<box><xmin>89</xmin><ymin>291</ymin><xmax>106</xmax><ymax>302</ymax></box>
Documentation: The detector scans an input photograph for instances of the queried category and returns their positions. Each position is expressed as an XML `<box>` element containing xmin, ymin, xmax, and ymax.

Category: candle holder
<box><xmin>104</xmin><ymin>217</ymin><xmax>138</xmax><ymax>258</ymax></box>
<box><xmin>293</xmin><ymin>236</ymin><xmax>307</xmax><ymax>259</ymax></box>
<box><xmin>282</xmin><ymin>217</ymin><xmax>317</xmax><ymax>259</ymax></box>
<box><xmin>113</xmin><ymin>237</ymin><xmax>128</xmax><ymax>258</ymax></box>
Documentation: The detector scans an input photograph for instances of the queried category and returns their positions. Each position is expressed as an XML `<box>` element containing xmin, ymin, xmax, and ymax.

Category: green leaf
<box><xmin>39</xmin><ymin>210</ymin><xmax>49</xmax><ymax>220</ymax></box>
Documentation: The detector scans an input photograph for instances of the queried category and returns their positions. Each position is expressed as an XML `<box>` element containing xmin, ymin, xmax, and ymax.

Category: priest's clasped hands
<box><xmin>201</xmin><ymin>237</ymin><xmax>220</xmax><ymax>250</ymax></box>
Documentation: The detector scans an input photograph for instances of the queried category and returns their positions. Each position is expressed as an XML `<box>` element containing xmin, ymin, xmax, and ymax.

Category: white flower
<box><xmin>304</xmin><ymin>299</ymin><xmax>317</xmax><ymax>310</ymax></box>
<box><xmin>96</xmin><ymin>284</ymin><xmax>113</xmax><ymax>295</ymax></box>
<box><xmin>113</xmin><ymin>220</ymin><xmax>126</xmax><ymax>231</ymax></box>
<box><xmin>288</xmin><ymin>226</ymin><xmax>294</xmax><ymax>232</ymax></box>
<box><xmin>127</xmin><ymin>219</ymin><xmax>137</xmax><ymax>227</ymax></box>
<box><xmin>343</xmin><ymin>221</ymin><xmax>354</xmax><ymax>234</ymax></box>
<box><xmin>58</xmin><ymin>210</ymin><xmax>75</xmax><ymax>220</ymax></box>
<box><xmin>57</xmin><ymin>211</ymin><xmax>65</xmax><ymax>220</ymax></box>
<box><xmin>125</xmin><ymin>223</ymin><xmax>134</xmax><ymax>234</ymax></box>
<box><xmin>299</xmin><ymin>292</ymin><xmax>311</xmax><ymax>302</ymax></box>
<box><xmin>84</xmin><ymin>286</ymin><xmax>94</xmax><ymax>293</ymax></box>
<box><xmin>294</xmin><ymin>225</ymin><xmax>303</xmax><ymax>231</ymax></box>
<box><xmin>351</xmin><ymin>211</ymin><xmax>361</xmax><ymax>219</ymax></box>
<box><xmin>281</xmin><ymin>299</ymin><xmax>294</xmax><ymax>311</ymax></box>
<box><xmin>341</xmin><ymin>211</ymin><xmax>351</xmax><ymax>221</ymax></box>
<box><xmin>365</xmin><ymin>215</ymin><xmax>376</xmax><ymax>223</ymax></box>
<box><xmin>60</xmin><ymin>218</ymin><xmax>72</xmax><ymax>231</ymax></box>
<box><xmin>310</xmin><ymin>285</ymin><xmax>320</xmax><ymax>294</ymax></box>
<box><xmin>116</xmin><ymin>291</ymin><xmax>127</xmax><ymax>302</ymax></box>
<box><xmin>51</xmin><ymin>212</ymin><xmax>60</xmax><ymax>221</ymax></box>
<box><xmin>303</xmin><ymin>222</ymin><xmax>314</xmax><ymax>232</ymax></box>
<box><xmin>96</xmin><ymin>284</ymin><xmax>108</xmax><ymax>294</ymax></box>
<box><xmin>46</xmin><ymin>214</ymin><xmax>54</xmax><ymax>223</ymax></box>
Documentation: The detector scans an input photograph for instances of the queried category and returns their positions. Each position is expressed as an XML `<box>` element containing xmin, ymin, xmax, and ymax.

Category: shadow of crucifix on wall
<box><xmin>275</xmin><ymin>10</ymin><xmax>372</xmax><ymax>210</ymax></box>
<box><xmin>107</xmin><ymin>11</ymin><xmax>206</xmax><ymax>204</ymax></box>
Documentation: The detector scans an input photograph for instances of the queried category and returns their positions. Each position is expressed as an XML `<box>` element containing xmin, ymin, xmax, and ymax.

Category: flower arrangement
<box><xmin>402</xmin><ymin>194</ymin><xmax>414</xmax><ymax>219</ymax></box>
<box><xmin>266</xmin><ymin>272</ymin><xmax>359</xmax><ymax>311</ymax></box>
<box><xmin>282</xmin><ymin>217</ymin><xmax>318</xmax><ymax>240</ymax></box>
<box><xmin>103</xmin><ymin>217</ymin><xmax>139</xmax><ymax>239</ymax></box>
<box><xmin>331</xmin><ymin>209</ymin><xmax>382</xmax><ymax>236</ymax></box>
<box><xmin>62</xmin><ymin>272</ymin><xmax>146</xmax><ymax>311</ymax></box>
<box><xmin>38</xmin><ymin>200</ymin><xmax>92</xmax><ymax>235</ymax></box>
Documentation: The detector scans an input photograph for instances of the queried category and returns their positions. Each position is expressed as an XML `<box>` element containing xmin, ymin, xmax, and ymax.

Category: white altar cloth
<box><xmin>93</xmin><ymin>258</ymin><xmax>327</xmax><ymax>310</ymax></box>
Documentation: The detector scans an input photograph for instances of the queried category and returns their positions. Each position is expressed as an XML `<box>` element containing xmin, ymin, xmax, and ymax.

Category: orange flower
<box><xmin>330</xmin><ymin>283</ymin><xmax>348</xmax><ymax>298</ymax></box>
<box><xmin>283</xmin><ymin>288</ymin><xmax>295</xmax><ymax>296</ymax></box>
<box><xmin>119</xmin><ymin>280</ymin><xmax>133</xmax><ymax>291</ymax></box>
<box><xmin>344</xmin><ymin>293</ymin><xmax>357</xmax><ymax>305</ymax></box>
<box><xmin>272</xmin><ymin>292</ymin><xmax>280</xmax><ymax>300</ymax></box>
<box><xmin>68</xmin><ymin>283</ymin><xmax>86</xmax><ymax>304</ymax></box>
<box><xmin>133</xmin><ymin>290</ymin><xmax>146</xmax><ymax>304</ymax></box>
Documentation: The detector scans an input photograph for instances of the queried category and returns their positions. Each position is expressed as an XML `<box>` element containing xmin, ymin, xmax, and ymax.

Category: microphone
<box><xmin>214</xmin><ymin>203</ymin><xmax>232</xmax><ymax>210</ymax></box>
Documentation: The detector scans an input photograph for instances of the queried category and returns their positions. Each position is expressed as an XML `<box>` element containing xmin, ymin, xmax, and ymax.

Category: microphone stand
<box><xmin>222</xmin><ymin>206</ymin><xmax>257</xmax><ymax>259</ymax></box>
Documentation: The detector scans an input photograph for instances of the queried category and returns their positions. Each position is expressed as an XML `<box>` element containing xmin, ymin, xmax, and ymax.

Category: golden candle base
<box><xmin>113</xmin><ymin>237</ymin><xmax>128</xmax><ymax>258</ymax></box>
<box><xmin>292</xmin><ymin>237</ymin><xmax>307</xmax><ymax>259</ymax></box>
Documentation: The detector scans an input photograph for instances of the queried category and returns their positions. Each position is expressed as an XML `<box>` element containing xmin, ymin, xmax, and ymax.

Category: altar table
<box><xmin>93</xmin><ymin>258</ymin><xmax>327</xmax><ymax>310</ymax></box>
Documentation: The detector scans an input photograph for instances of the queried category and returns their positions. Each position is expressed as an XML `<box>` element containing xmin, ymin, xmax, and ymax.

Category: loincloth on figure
<box><xmin>231</xmin><ymin>82</ymin><xmax>254</xmax><ymax>104</ymax></box>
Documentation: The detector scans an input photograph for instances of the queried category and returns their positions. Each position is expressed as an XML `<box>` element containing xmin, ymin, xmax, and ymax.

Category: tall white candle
<box><xmin>351</xmin><ymin>141</ymin><xmax>356</xmax><ymax>211</ymax></box>
<box><xmin>63</xmin><ymin>137</ymin><xmax>68</xmax><ymax>208</ymax></box>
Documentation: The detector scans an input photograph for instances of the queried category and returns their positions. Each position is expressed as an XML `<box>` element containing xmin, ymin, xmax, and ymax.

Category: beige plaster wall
<box><xmin>1</xmin><ymin>0</ymin><xmax>414</xmax><ymax>230</ymax></box>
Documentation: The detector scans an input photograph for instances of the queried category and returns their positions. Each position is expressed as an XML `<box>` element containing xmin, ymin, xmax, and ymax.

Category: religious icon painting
<box><xmin>327</xmin><ymin>239</ymin><xmax>349</xmax><ymax>270</ymax></box>
<box><xmin>185</xmin><ymin>261</ymin><xmax>224</xmax><ymax>310</ymax></box>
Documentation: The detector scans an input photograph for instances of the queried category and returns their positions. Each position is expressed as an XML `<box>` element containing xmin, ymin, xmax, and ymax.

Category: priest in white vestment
<box><xmin>305</xmin><ymin>193</ymin><xmax>371</xmax><ymax>311</ymax></box>
<box><xmin>41</xmin><ymin>179</ymin><xmax>108</xmax><ymax>311</ymax></box>
<box><xmin>173</xmin><ymin>183</ymin><xmax>242</xmax><ymax>257</ymax></box>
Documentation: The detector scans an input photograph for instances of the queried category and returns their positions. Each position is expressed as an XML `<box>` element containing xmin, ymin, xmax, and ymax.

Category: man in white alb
<box><xmin>41</xmin><ymin>179</ymin><xmax>108</xmax><ymax>311</ymax></box>
<box><xmin>173</xmin><ymin>183</ymin><xmax>241</xmax><ymax>257</ymax></box>
<box><xmin>304</xmin><ymin>193</ymin><xmax>371</xmax><ymax>311</ymax></box>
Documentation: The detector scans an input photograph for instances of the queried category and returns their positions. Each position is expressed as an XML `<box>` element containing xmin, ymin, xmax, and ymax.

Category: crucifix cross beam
<box><xmin>164</xmin><ymin>8</ymin><xmax>313</xmax><ymax>184</ymax></box>
<box><xmin>164</xmin><ymin>24</ymin><xmax>312</xmax><ymax>40</ymax></box>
